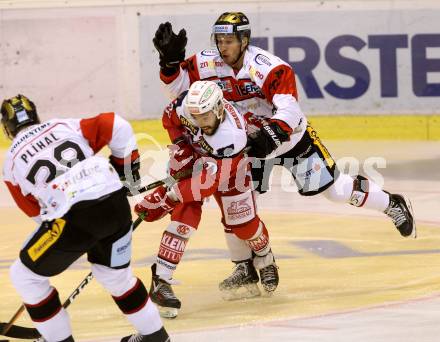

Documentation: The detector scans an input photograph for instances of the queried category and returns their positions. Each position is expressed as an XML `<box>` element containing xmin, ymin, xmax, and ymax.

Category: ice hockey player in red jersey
<box><xmin>2</xmin><ymin>95</ymin><xmax>169</xmax><ymax>342</ymax></box>
<box><xmin>134</xmin><ymin>81</ymin><xmax>279</xmax><ymax>318</ymax></box>
<box><xmin>152</xmin><ymin>12</ymin><xmax>416</xmax><ymax>275</ymax></box>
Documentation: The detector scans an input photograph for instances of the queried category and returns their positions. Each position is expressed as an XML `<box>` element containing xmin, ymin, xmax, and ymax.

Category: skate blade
<box><xmin>158</xmin><ymin>306</ymin><xmax>178</xmax><ymax>319</ymax></box>
<box><xmin>220</xmin><ymin>283</ymin><xmax>261</xmax><ymax>301</ymax></box>
<box><xmin>405</xmin><ymin>197</ymin><xmax>417</xmax><ymax>239</ymax></box>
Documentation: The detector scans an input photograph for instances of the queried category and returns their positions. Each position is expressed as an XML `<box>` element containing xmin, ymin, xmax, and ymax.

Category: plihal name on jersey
<box><xmin>20</xmin><ymin>132</ymin><xmax>60</xmax><ymax>164</ymax></box>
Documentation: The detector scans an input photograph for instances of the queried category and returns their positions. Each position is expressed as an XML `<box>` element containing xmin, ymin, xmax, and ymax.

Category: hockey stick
<box><xmin>0</xmin><ymin>166</ymin><xmax>197</xmax><ymax>339</ymax></box>
<box><xmin>126</xmin><ymin>166</ymin><xmax>196</xmax><ymax>196</ymax></box>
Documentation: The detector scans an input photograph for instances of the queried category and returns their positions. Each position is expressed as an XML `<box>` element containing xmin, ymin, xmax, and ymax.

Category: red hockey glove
<box><xmin>168</xmin><ymin>138</ymin><xmax>195</xmax><ymax>178</ymax></box>
<box><xmin>134</xmin><ymin>186</ymin><xmax>178</xmax><ymax>222</ymax></box>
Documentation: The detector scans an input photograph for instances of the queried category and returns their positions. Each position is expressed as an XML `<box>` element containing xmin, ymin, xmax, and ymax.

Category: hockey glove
<box><xmin>168</xmin><ymin>138</ymin><xmax>196</xmax><ymax>178</ymax></box>
<box><xmin>153</xmin><ymin>22</ymin><xmax>187</xmax><ymax>75</ymax></box>
<box><xmin>109</xmin><ymin>150</ymin><xmax>141</xmax><ymax>192</ymax></box>
<box><xmin>134</xmin><ymin>186</ymin><xmax>178</xmax><ymax>222</ymax></box>
<box><xmin>247</xmin><ymin>121</ymin><xmax>290</xmax><ymax>158</ymax></box>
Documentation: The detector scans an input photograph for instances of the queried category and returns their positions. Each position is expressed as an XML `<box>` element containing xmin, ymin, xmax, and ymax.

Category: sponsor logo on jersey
<box><xmin>249</xmin><ymin>66</ymin><xmax>264</xmax><ymax>80</ymax></box>
<box><xmin>200</xmin><ymin>60</ymin><xmax>224</xmax><ymax>69</ymax></box>
<box><xmin>216</xmin><ymin>79</ymin><xmax>233</xmax><ymax>92</ymax></box>
<box><xmin>11</xmin><ymin>122</ymin><xmax>52</xmax><ymax>152</ymax></box>
<box><xmin>226</xmin><ymin>198</ymin><xmax>252</xmax><ymax>221</ymax></box>
<box><xmin>255</xmin><ymin>53</ymin><xmax>272</xmax><ymax>66</ymax></box>
<box><xmin>27</xmin><ymin>218</ymin><xmax>66</xmax><ymax>261</ymax></box>
<box><xmin>236</xmin><ymin>82</ymin><xmax>264</xmax><ymax>97</ymax></box>
<box><xmin>201</xmin><ymin>49</ymin><xmax>218</xmax><ymax>56</ymax></box>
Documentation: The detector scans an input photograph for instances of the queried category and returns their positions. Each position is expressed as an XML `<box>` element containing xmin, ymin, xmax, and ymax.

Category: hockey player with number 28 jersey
<box><xmin>134</xmin><ymin>81</ymin><xmax>279</xmax><ymax>318</ymax></box>
<box><xmin>2</xmin><ymin>95</ymin><xmax>169</xmax><ymax>342</ymax></box>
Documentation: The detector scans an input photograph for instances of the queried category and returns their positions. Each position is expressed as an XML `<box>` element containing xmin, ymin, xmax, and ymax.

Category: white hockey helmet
<box><xmin>184</xmin><ymin>81</ymin><xmax>224</xmax><ymax>120</ymax></box>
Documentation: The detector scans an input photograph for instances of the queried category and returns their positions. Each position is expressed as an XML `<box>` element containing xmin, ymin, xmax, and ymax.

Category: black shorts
<box><xmin>251</xmin><ymin>125</ymin><xmax>338</xmax><ymax>196</ymax></box>
<box><xmin>20</xmin><ymin>188</ymin><xmax>133</xmax><ymax>277</ymax></box>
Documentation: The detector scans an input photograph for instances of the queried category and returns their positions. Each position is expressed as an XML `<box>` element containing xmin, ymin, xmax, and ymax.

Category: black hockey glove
<box><xmin>110</xmin><ymin>151</ymin><xmax>141</xmax><ymax>192</ymax></box>
<box><xmin>153</xmin><ymin>22</ymin><xmax>187</xmax><ymax>75</ymax></box>
<box><xmin>247</xmin><ymin>122</ymin><xmax>290</xmax><ymax>158</ymax></box>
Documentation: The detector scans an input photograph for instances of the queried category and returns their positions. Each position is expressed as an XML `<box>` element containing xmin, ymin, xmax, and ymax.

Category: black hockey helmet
<box><xmin>212</xmin><ymin>12</ymin><xmax>251</xmax><ymax>45</ymax></box>
<box><xmin>1</xmin><ymin>94</ymin><xmax>40</xmax><ymax>139</ymax></box>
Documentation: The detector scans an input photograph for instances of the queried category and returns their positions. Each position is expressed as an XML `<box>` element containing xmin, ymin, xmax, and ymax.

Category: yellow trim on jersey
<box><xmin>27</xmin><ymin>218</ymin><xmax>66</xmax><ymax>262</ymax></box>
<box><xmin>306</xmin><ymin>126</ymin><xmax>335</xmax><ymax>168</ymax></box>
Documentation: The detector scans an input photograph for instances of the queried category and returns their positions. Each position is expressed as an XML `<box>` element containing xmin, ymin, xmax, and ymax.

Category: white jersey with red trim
<box><xmin>160</xmin><ymin>45</ymin><xmax>307</xmax><ymax>156</ymax></box>
<box><xmin>167</xmin><ymin>94</ymin><xmax>247</xmax><ymax>158</ymax></box>
<box><xmin>3</xmin><ymin>113</ymin><xmax>137</xmax><ymax>221</ymax></box>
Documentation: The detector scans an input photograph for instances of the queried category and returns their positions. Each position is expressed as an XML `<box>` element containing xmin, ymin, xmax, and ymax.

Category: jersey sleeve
<box><xmin>261</xmin><ymin>64</ymin><xmax>305</xmax><ymax>133</ymax></box>
<box><xmin>162</xmin><ymin>101</ymin><xmax>186</xmax><ymax>143</ymax></box>
<box><xmin>160</xmin><ymin>54</ymin><xmax>200</xmax><ymax>100</ymax></box>
<box><xmin>4</xmin><ymin>180</ymin><xmax>40</xmax><ymax>220</ymax></box>
<box><xmin>79</xmin><ymin>112</ymin><xmax>138</xmax><ymax>159</ymax></box>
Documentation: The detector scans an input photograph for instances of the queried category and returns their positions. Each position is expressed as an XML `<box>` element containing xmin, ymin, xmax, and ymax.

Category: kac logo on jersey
<box><xmin>226</xmin><ymin>199</ymin><xmax>252</xmax><ymax>221</ymax></box>
<box><xmin>255</xmin><ymin>54</ymin><xmax>272</xmax><ymax>67</ymax></box>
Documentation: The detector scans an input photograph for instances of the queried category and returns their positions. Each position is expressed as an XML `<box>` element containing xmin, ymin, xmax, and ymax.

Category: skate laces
<box><xmin>225</xmin><ymin>262</ymin><xmax>249</xmax><ymax>284</ymax></box>
<box><xmin>260</xmin><ymin>264</ymin><xmax>278</xmax><ymax>283</ymax></box>
<box><xmin>385</xmin><ymin>201</ymin><xmax>407</xmax><ymax>227</ymax></box>
<box><xmin>126</xmin><ymin>334</ymin><xmax>145</xmax><ymax>342</ymax></box>
<box><xmin>156</xmin><ymin>280</ymin><xmax>178</xmax><ymax>299</ymax></box>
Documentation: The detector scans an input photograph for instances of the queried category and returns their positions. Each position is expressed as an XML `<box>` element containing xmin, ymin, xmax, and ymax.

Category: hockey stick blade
<box><xmin>0</xmin><ymin>322</ymin><xmax>40</xmax><ymax>339</ymax></box>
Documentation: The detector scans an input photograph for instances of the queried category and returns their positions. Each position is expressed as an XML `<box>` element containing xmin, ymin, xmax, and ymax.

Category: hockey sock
<box><xmin>323</xmin><ymin>173</ymin><xmax>389</xmax><ymax>212</ymax></box>
<box><xmin>155</xmin><ymin>221</ymin><xmax>195</xmax><ymax>281</ymax></box>
<box><xmin>24</xmin><ymin>289</ymin><xmax>72</xmax><ymax>341</ymax></box>
<box><xmin>224</xmin><ymin>229</ymin><xmax>252</xmax><ymax>262</ymax></box>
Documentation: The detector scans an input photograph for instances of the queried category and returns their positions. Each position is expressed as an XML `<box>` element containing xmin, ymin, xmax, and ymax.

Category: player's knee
<box><xmin>322</xmin><ymin>173</ymin><xmax>354</xmax><ymax>203</ymax></box>
<box><xmin>230</xmin><ymin>217</ymin><xmax>260</xmax><ymax>240</ymax></box>
<box><xmin>112</xmin><ymin>278</ymin><xmax>149</xmax><ymax>315</ymax></box>
<box><xmin>10</xmin><ymin>259</ymin><xmax>52</xmax><ymax>303</ymax></box>
<box><xmin>92</xmin><ymin>264</ymin><xmax>135</xmax><ymax>296</ymax></box>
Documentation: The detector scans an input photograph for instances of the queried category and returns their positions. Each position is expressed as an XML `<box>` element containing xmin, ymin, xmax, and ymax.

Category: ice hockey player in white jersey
<box><xmin>134</xmin><ymin>81</ymin><xmax>279</xmax><ymax>318</ymax></box>
<box><xmin>2</xmin><ymin>95</ymin><xmax>169</xmax><ymax>342</ymax></box>
<box><xmin>152</xmin><ymin>12</ymin><xmax>416</xmax><ymax>275</ymax></box>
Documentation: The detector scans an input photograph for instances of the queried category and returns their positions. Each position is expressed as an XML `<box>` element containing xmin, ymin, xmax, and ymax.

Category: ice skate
<box><xmin>253</xmin><ymin>252</ymin><xmax>279</xmax><ymax>295</ymax></box>
<box><xmin>120</xmin><ymin>327</ymin><xmax>170</xmax><ymax>342</ymax></box>
<box><xmin>150</xmin><ymin>264</ymin><xmax>181</xmax><ymax>319</ymax></box>
<box><xmin>219</xmin><ymin>259</ymin><xmax>261</xmax><ymax>301</ymax></box>
<box><xmin>384</xmin><ymin>194</ymin><xmax>416</xmax><ymax>238</ymax></box>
